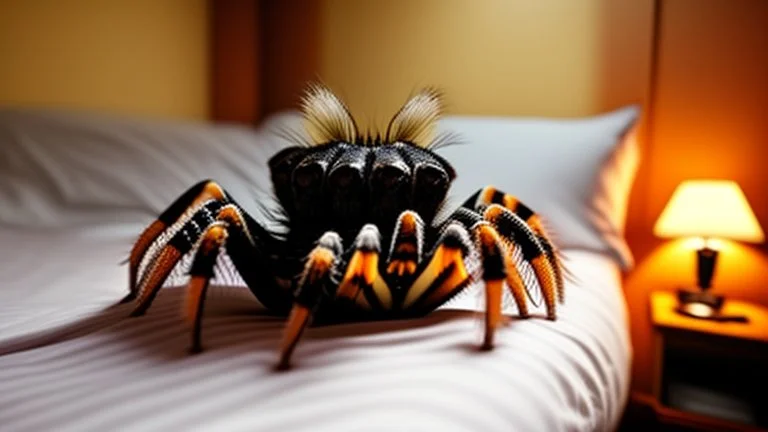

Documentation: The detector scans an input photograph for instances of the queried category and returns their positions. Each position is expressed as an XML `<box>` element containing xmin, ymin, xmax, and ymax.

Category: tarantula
<box><xmin>125</xmin><ymin>84</ymin><xmax>565</xmax><ymax>369</ymax></box>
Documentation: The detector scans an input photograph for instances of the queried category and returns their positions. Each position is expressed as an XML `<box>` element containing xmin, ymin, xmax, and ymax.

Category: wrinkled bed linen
<box><xmin>0</xmin><ymin>228</ymin><xmax>631</xmax><ymax>431</ymax></box>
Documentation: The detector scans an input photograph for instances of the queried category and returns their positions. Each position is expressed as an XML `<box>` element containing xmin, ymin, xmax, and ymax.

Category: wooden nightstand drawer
<box><xmin>650</xmin><ymin>291</ymin><xmax>768</xmax><ymax>431</ymax></box>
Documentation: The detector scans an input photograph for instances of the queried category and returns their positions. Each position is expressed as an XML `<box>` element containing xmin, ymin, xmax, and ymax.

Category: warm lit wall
<box><xmin>262</xmin><ymin>0</ymin><xmax>654</xmax><ymax>125</ymax></box>
<box><xmin>625</xmin><ymin>0</ymin><xmax>768</xmax><ymax>395</ymax></box>
<box><xmin>0</xmin><ymin>0</ymin><xmax>209</xmax><ymax>120</ymax></box>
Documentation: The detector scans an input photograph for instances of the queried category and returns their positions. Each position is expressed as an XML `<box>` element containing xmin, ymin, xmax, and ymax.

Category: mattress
<box><xmin>0</xmin><ymin>227</ymin><xmax>631</xmax><ymax>432</ymax></box>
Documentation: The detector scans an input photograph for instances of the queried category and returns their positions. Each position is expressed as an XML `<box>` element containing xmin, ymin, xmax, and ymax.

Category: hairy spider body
<box><xmin>126</xmin><ymin>84</ymin><xmax>565</xmax><ymax>369</ymax></box>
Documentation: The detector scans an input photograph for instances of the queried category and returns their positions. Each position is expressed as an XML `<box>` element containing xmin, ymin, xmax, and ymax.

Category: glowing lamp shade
<box><xmin>654</xmin><ymin>180</ymin><xmax>765</xmax><ymax>243</ymax></box>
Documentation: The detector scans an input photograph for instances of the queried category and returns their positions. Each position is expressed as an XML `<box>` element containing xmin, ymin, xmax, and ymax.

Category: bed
<box><xmin>0</xmin><ymin>105</ymin><xmax>638</xmax><ymax>431</ymax></box>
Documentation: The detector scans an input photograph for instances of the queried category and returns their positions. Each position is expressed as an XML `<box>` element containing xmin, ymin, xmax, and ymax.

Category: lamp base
<box><xmin>675</xmin><ymin>289</ymin><xmax>748</xmax><ymax>323</ymax></box>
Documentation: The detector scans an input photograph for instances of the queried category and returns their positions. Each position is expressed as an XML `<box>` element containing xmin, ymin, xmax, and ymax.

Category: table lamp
<box><xmin>654</xmin><ymin>180</ymin><xmax>765</xmax><ymax>320</ymax></box>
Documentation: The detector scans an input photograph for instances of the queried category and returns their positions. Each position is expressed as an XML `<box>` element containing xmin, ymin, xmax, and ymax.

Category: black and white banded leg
<box><xmin>129</xmin><ymin>199</ymin><xmax>225</xmax><ymax>317</ymax></box>
<box><xmin>184</xmin><ymin>221</ymin><xmax>228</xmax><ymax>353</ymax></box>
<box><xmin>465</xmin><ymin>186</ymin><xmax>565</xmax><ymax>305</ymax></box>
<box><xmin>125</xmin><ymin>180</ymin><xmax>228</xmax><ymax>303</ymax></box>
<box><xmin>278</xmin><ymin>232</ymin><xmax>343</xmax><ymax>369</ymax></box>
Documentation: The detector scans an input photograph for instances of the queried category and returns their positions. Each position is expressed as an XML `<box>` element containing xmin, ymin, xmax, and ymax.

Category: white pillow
<box><xmin>436</xmin><ymin>106</ymin><xmax>640</xmax><ymax>269</ymax></box>
<box><xmin>0</xmin><ymin>107</ymin><xmax>639</xmax><ymax>269</ymax></box>
<box><xmin>0</xmin><ymin>109</ymin><xmax>293</xmax><ymax>233</ymax></box>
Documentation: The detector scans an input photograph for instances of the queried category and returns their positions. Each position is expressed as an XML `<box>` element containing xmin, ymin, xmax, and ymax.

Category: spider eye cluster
<box><xmin>415</xmin><ymin>164</ymin><xmax>448</xmax><ymax>189</ymax></box>
<box><xmin>269</xmin><ymin>139</ymin><xmax>455</xmax><ymax>239</ymax></box>
<box><xmin>329</xmin><ymin>165</ymin><xmax>362</xmax><ymax>189</ymax></box>
<box><xmin>373</xmin><ymin>165</ymin><xmax>406</xmax><ymax>187</ymax></box>
<box><xmin>294</xmin><ymin>164</ymin><xmax>322</xmax><ymax>188</ymax></box>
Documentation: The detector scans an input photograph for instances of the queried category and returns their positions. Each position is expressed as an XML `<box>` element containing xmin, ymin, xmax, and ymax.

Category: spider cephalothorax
<box><xmin>271</xmin><ymin>85</ymin><xmax>455</xmax><ymax>241</ymax></box>
<box><xmin>125</xmin><ymin>83</ymin><xmax>565</xmax><ymax>369</ymax></box>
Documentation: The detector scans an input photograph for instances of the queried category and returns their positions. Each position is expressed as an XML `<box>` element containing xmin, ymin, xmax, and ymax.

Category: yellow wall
<box><xmin>262</xmin><ymin>0</ymin><xmax>654</xmax><ymax>127</ymax></box>
<box><xmin>0</xmin><ymin>0</ymin><xmax>209</xmax><ymax>120</ymax></box>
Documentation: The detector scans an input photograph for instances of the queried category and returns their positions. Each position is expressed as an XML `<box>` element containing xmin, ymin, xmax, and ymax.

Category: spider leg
<box><xmin>385</xmin><ymin>210</ymin><xmax>424</xmax><ymax>279</ymax></box>
<box><xmin>180</xmin><ymin>203</ymin><xmax>287</xmax><ymax>352</ymax></box>
<box><xmin>125</xmin><ymin>180</ymin><xmax>228</xmax><ymax>303</ymax></box>
<box><xmin>444</xmin><ymin>207</ymin><xmax>529</xmax><ymax>319</ymax></box>
<box><xmin>183</xmin><ymin>221</ymin><xmax>228</xmax><ymax>353</ymax></box>
<box><xmin>278</xmin><ymin>231</ymin><xmax>343</xmax><ymax>370</ymax></box>
<box><xmin>464</xmin><ymin>186</ymin><xmax>565</xmax><ymax>304</ymax></box>
<box><xmin>473</xmin><ymin>222</ymin><xmax>509</xmax><ymax>350</ymax></box>
<box><xmin>501</xmin><ymin>244</ymin><xmax>529</xmax><ymax>319</ymax></box>
<box><xmin>484</xmin><ymin>204</ymin><xmax>560</xmax><ymax>320</ymax></box>
<box><xmin>432</xmin><ymin>212</ymin><xmax>535</xmax><ymax>349</ymax></box>
<box><xmin>336</xmin><ymin>224</ymin><xmax>394</xmax><ymax>312</ymax></box>
<box><xmin>400</xmin><ymin>222</ymin><xmax>472</xmax><ymax>314</ymax></box>
<box><xmin>129</xmin><ymin>200</ymin><xmax>224</xmax><ymax>317</ymax></box>
<box><xmin>131</xmin><ymin>198</ymin><xmax>291</xmax><ymax>319</ymax></box>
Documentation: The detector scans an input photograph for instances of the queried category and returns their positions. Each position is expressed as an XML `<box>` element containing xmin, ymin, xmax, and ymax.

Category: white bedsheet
<box><xmin>0</xmin><ymin>227</ymin><xmax>631</xmax><ymax>432</ymax></box>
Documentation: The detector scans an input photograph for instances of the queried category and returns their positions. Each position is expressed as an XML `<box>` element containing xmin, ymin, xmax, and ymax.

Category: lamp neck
<box><xmin>696</xmin><ymin>243</ymin><xmax>719</xmax><ymax>290</ymax></box>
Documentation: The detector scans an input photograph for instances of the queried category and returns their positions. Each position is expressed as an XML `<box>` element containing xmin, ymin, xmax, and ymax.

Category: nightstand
<box><xmin>650</xmin><ymin>291</ymin><xmax>768</xmax><ymax>431</ymax></box>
